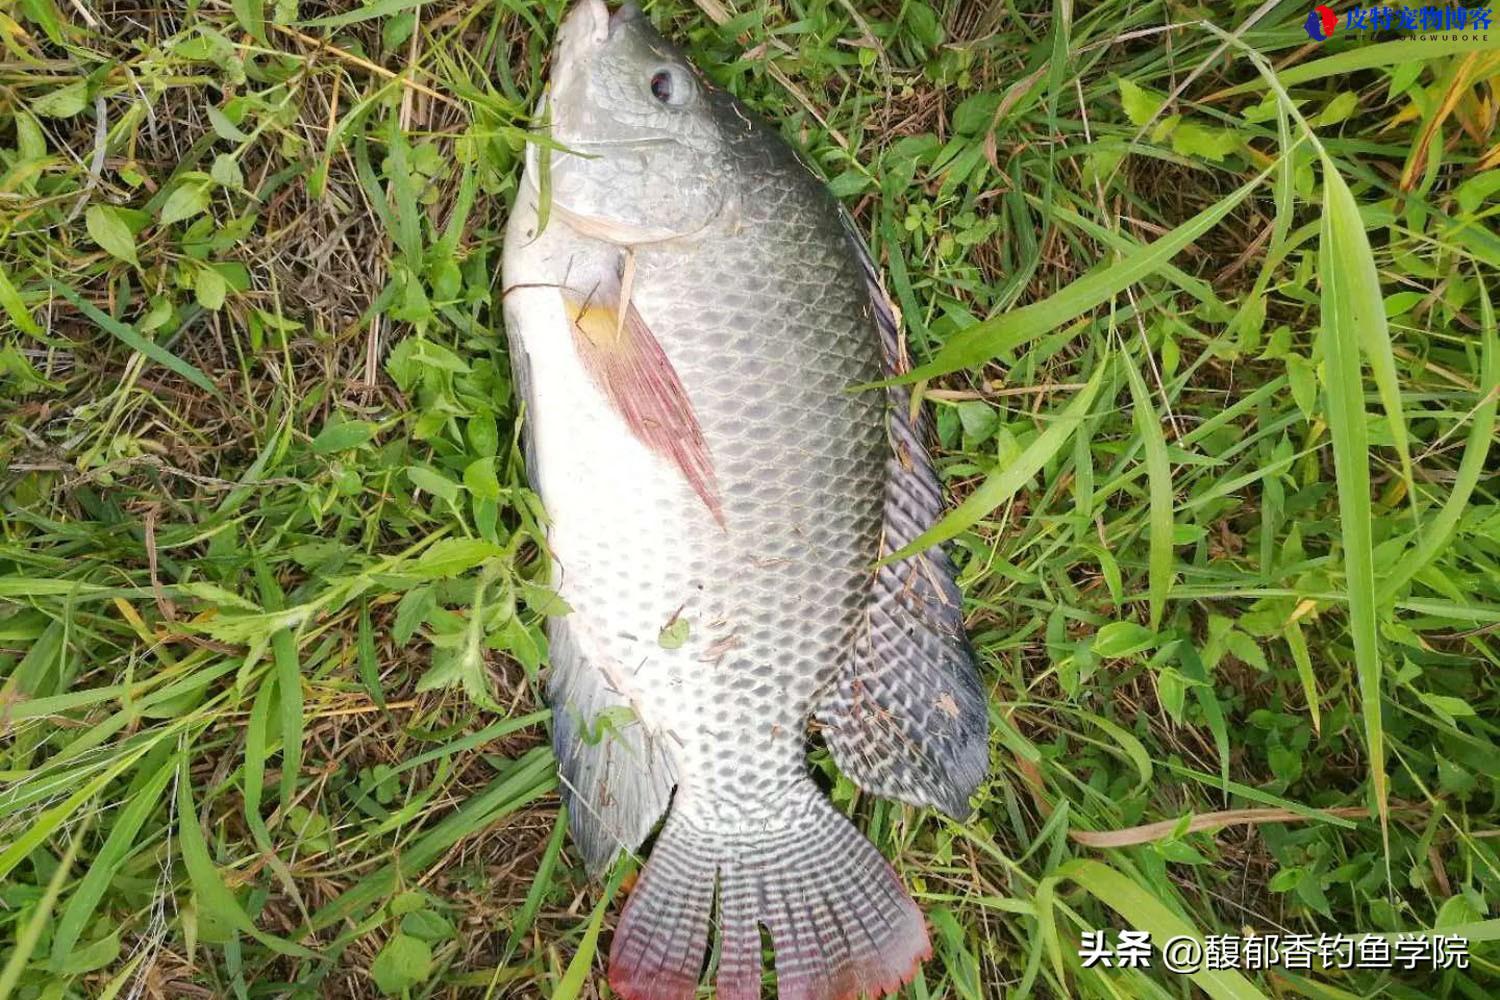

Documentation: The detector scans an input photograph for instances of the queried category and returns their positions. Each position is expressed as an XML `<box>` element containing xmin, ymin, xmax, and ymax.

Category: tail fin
<box><xmin>609</xmin><ymin>783</ymin><xmax>930</xmax><ymax>1000</ymax></box>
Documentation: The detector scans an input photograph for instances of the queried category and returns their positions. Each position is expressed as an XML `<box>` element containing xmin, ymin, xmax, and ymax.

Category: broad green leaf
<box><xmin>400</xmin><ymin>909</ymin><xmax>456</xmax><ymax>942</ymax></box>
<box><xmin>1171</xmin><ymin>123</ymin><xmax>1240</xmax><ymax>162</ymax></box>
<box><xmin>407</xmin><ymin>465</ymin><xmax>461</xmax><ymax>503</ymax></box>
<box><xmin>160</xmin><ymin>180</ymin><xmax>211</xmax><ymax>225</ymax></box>
<box><xmin>175</xmin><ymin>755</ymin><xmax>313</xmax><ymax>957</ymax></box>
<box><xmin>311</xmin><ymin>419</ymin><xmax>376</xmax><ymax>453</ymax></box>
<box><xmin>463</xmin><ymin>456</ymin><xmax>500</xmax><ymax>501</ymax></box>
<box><xmin>369</xmin><ymin>933</ymin><xmax>433</xmax><ymax>994</ymax></box>
<box><xmin>207</xmin><ymin>105</ymin><xmax>251</xmax><ymax>142</ymax></box>
<box><xmin>53</xmin><ymin>930</ymin><xmax>120</xmax><ymax>975</ymax></box>
<box><xmin>1092</xmin><ymin>621</ymin><xmax>1156</xmax><ymax>658</ymax></box>
<box><xmin>211</xmin><ymin>152</ymin><xmax>244</xmax><ymax>188</ymax></box>
<box><xmin>85</xmin><ymin>205</ymin><xmax>140</xmax><ymax>267</ymax></box>
<box><xmin>195</xmin><ymin>265</ymin><xmax>227</xmax><ymax>310</ymax></box>
<box><xmin>0</xmin><ymin>264</ymin><xmax>40</xmax><ymax>335</ymax></box>
<box><xmin>1117</xmin><ymin>77</ymin><xmax>1165</xmax><ymax>127</ymax></box>
<box><xmin>32</xmin><ymin>81</ymin><xmax>86</xmax><ymax>117</ymax></box>
<box><xmin>413</xmin><ymin>538</ymin><xmax>504</xmax><ymax>578</ymax></box>
<box><xmin>230</xmin><ymin>0</ymin><xmax>266</xmax><ymax>43</ymax></box>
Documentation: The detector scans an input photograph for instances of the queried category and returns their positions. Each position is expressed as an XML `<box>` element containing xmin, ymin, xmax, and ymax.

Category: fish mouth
<box><xmin>608</xmin><ymin>2</ymin><xmax>643</xmax><ymax>34</ymax></box>
<box><xmin>558</xmin><ymin>0</ymin><xmax>638</xmax><ymax>56</ymax></box>
<box><xmin>555</xmin><ymin>0</ymin><xmax>608</xmax><ymax>66</ymax></box>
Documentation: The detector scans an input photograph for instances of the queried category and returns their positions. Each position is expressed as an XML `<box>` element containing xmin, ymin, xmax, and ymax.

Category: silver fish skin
<box><xmin>500</xmin><ymin>3</ymin><xmax>989</xmax><ymax>998</ymax></box>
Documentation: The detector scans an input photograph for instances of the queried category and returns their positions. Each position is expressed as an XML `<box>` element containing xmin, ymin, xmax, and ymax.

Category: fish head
<box><xmin>539</xmin><ymin>0</ymin><xmax>730</xmax><ymax>243</ymax></box>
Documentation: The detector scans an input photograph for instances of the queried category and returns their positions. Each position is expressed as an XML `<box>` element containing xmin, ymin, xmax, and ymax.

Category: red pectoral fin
<box><xmin>566</xmin><ymin>294</ymin><xmax>724</xmax><ymax>527</ymax></box>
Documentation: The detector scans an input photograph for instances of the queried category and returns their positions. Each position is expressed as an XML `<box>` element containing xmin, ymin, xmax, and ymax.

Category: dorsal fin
<box><xmin>817</xmin><ymin>212</ymin><xmax>990</xmax><ymax>817</ymax></box>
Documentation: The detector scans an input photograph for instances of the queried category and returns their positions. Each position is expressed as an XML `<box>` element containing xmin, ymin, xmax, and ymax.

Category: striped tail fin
<box><xmin>609</xmin><ymin>782</ymin><xmax>929</xmax><ymax>1000</ymax></box>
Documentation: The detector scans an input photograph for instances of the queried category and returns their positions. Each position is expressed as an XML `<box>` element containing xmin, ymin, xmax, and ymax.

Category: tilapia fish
<box><xmin>500</xmin><ymin>3</ymin><xmax>988</xmax><ymax>997</ymax></box>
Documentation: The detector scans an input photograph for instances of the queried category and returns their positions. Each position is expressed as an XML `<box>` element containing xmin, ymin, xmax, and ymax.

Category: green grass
<box><xmin>2</xmin><ymin>1</ymin><xmax>1499</xmax><ymax>997</ymax></box>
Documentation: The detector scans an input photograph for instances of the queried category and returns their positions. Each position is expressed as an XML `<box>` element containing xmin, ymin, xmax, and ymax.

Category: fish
<box><xmin>499</xmin><ymin>3</ymin><xmax>989</xmax><ymax>997</ymax></box>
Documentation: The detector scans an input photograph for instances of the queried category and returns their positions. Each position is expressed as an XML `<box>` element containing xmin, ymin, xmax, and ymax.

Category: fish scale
<box><xmin>501</xmin><ymin>3</ymin><xmax>989</xmax><ymax>997</ymax></box>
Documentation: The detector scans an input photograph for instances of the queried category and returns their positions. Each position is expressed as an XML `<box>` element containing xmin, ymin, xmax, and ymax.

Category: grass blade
<box><xmin>176</xmin><ymin>754</ymin><xmax>314</xmax><ymax>958</ymax></box>
<box><xmin>554</xmin><ymin>891</ymin><xmax>609</xmax><ymax>1000</ymax></box>
<box><xmin>899</xmin><ymin>168</ymin><xmax>1271</xmax><ymax>382</ymax></box>
<box><xmin>1211</xmin><ymin>38</ymin><xmax>1500</xmax><ymax>97</ymax></box>
<box><xmin>499</xmin><ymin>805</ymin><xmax>569</xmax><ymax>965</ymax></box>
<box><xmin>1376</xmin><ymin>272</ymin><xmax>1498</xmax><ymax>603</ymax></box>
<box><xmin>1123</xmin><ymin>340</ymin><xmax>1173</xmax><ymax>631</ymax></box>
<box><xmin>255</xmin><ymin>561</ymin><xmax>303</xmax><ymax>814</ymax></box>
<box><xmin>243</xmin><ymin>671</ymin><xmax>275</xmax><ymax>852</ymax></box>
<box><xmin>884</xmin><ymin>357</ymin><xmax>1112</xmax><ymax>563</ymax></box>
<box><xmin>306</xmin><ymin>747</ymin><xmax>556</xmax><ymax>931</ymax></box>
<box><xmin>1282</xmin><ymin>617</ymin><xmax>1322</xmax><ymax>737</ymax></box>
<box><xmin>0</xmin><ymin>747</ymin><xmax>147</xmax><ymax>883</ymax></box>
<box><xmin>0</xmin><ymin>824</ymin><xmax>82</xmax><ymax>1000</ymax></box>
<box><xmin>50</xmin><ymin>282</ymin><xmax>221</xmax><ymax>397</ymax></box>
<box><xmin>1318</xmin><ymin>157</ymin><xmax>1388</xmax><ymax>850</ymax></box>
<box><xmin>1320</xmin><ymin>162</ymin><xmax>1414</xmax><ymax>510</ymax></box>
<box><xmin>49</xmin><ymin>756</ymin><xmax>174</xmax><ymax>970</ymax></box>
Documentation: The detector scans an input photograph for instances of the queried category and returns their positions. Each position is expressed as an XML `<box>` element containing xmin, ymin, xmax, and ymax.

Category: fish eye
<box><xmin>649</xmin><ymin>67</ymin><xmax>691</xmax><ymax>107</ymax></box>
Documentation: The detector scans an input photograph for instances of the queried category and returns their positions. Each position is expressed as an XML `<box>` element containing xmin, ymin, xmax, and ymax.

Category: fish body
<box><xmin>501</xmin><ymin>4</ymin><xmax>989</xmax><ymax>997</ymax></box>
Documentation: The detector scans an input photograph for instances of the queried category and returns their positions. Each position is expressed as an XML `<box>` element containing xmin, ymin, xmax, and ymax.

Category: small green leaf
<box><xmin>1171</xmin><ymin>122</ymin><xmax>1241</xmax><ymax>162</ymax></box>
<box><xmin>407</xmin><ymin>465</ymin><xmax>461</xmax><ymax>503</ymax></box>
<box><xmin>1314</xmin><ymin>91</ymin><xmax>1359</xmax><ymax>127</ymax></box>
<box><xmin>160</xmin><ymin>180</ymin><xmax>211</xmax><ymax>225</ymax></box>
<box><xmin>311</xmin><ymin>419</ymin><xmax>376</xmax><ymax>453</ymax></box>
<box><xmin>518</xmin><ymin>580</ymin><xmax>570</xmax><ymax>617</ymax></box>
<box><xmin>32</xmin><ymin>81</ymin><xmax>87</xmax><ymax>117</ymax></box>
<box><xmin>211</xmin><ymin>152</ymin><xmax>244</xmax><ymax>188</ymax></box>
<box><xmin>54</xmin><ymin>930</ymin><xmax>120</xmax><ymax>975</ymax></box>
<box><xmin>463</xmin><ymin>456</ymin><xmax>500</xmax><ymax>501</ymax></box>
<box><xmin>391</xmin><ymin>891</ymin><xmax>428</xmax><ymax>916</ymax></box>
<box><xmin>393</xmin><ymin>586</ymin><xmax>435</xmax><ymax>645</ymax></box>
<box><xmin>0</xmin><ymin>264</ymin><xmax>41</xmax><ymax>335</ymax></box>
<box><xmin>194</xmin><ymin>266</ymin><xmax>227</xmax><ymax>310</ymax></box>
<box><xmin>85</xmin><ymin>205</ymin><xmax>140</xmax><ymax>267</ymax></box>
<box><xmin>369</xmin><ymin>933</ymin><xmax>433</xmax><ymax>995</ymax></box>
<box><xmin>208</xmin><ymin>105</ymin><xmax>252</xmax><ymax>141</ymax></box>
<box><xmin>413</xmin><ymin>538</ymin><xmax>504</xmax><ymax>579</ymax></box>
<box><xmin>1118</xmin><ymin>77</ymin><xmax>1166</xmax><ymax>127</ymax></box>
<box><xmin>1092</xmin><ymin>621</ymin><xmax>1157</xmax><ymax>658</ymax></box>
<box><xmin>1418</xmin><ymin>692</ymin><xmax>1476</xmax><ymax>722</ymax></box>
<box><xmin>400</xmin><ymin>908</ymin><xmax>456</xmax><ymax>942</ymax></box>
<box><xmin>658</xmin><ymin>616</ymin><xmax>690</xmax><ymax>650</ymax></box>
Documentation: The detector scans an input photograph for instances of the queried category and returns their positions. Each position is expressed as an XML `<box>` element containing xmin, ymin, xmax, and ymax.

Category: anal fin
<box><xmin>548</xmin><ymin>620</ymin><xmax>676</xmax><ymax>875</ymax></box>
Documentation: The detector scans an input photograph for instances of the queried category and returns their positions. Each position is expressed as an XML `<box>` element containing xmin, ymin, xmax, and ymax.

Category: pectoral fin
<box><xmin>564</xmin><ymin>280</ymin><xmax>723</xmax><ymax>526</ymax></box>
